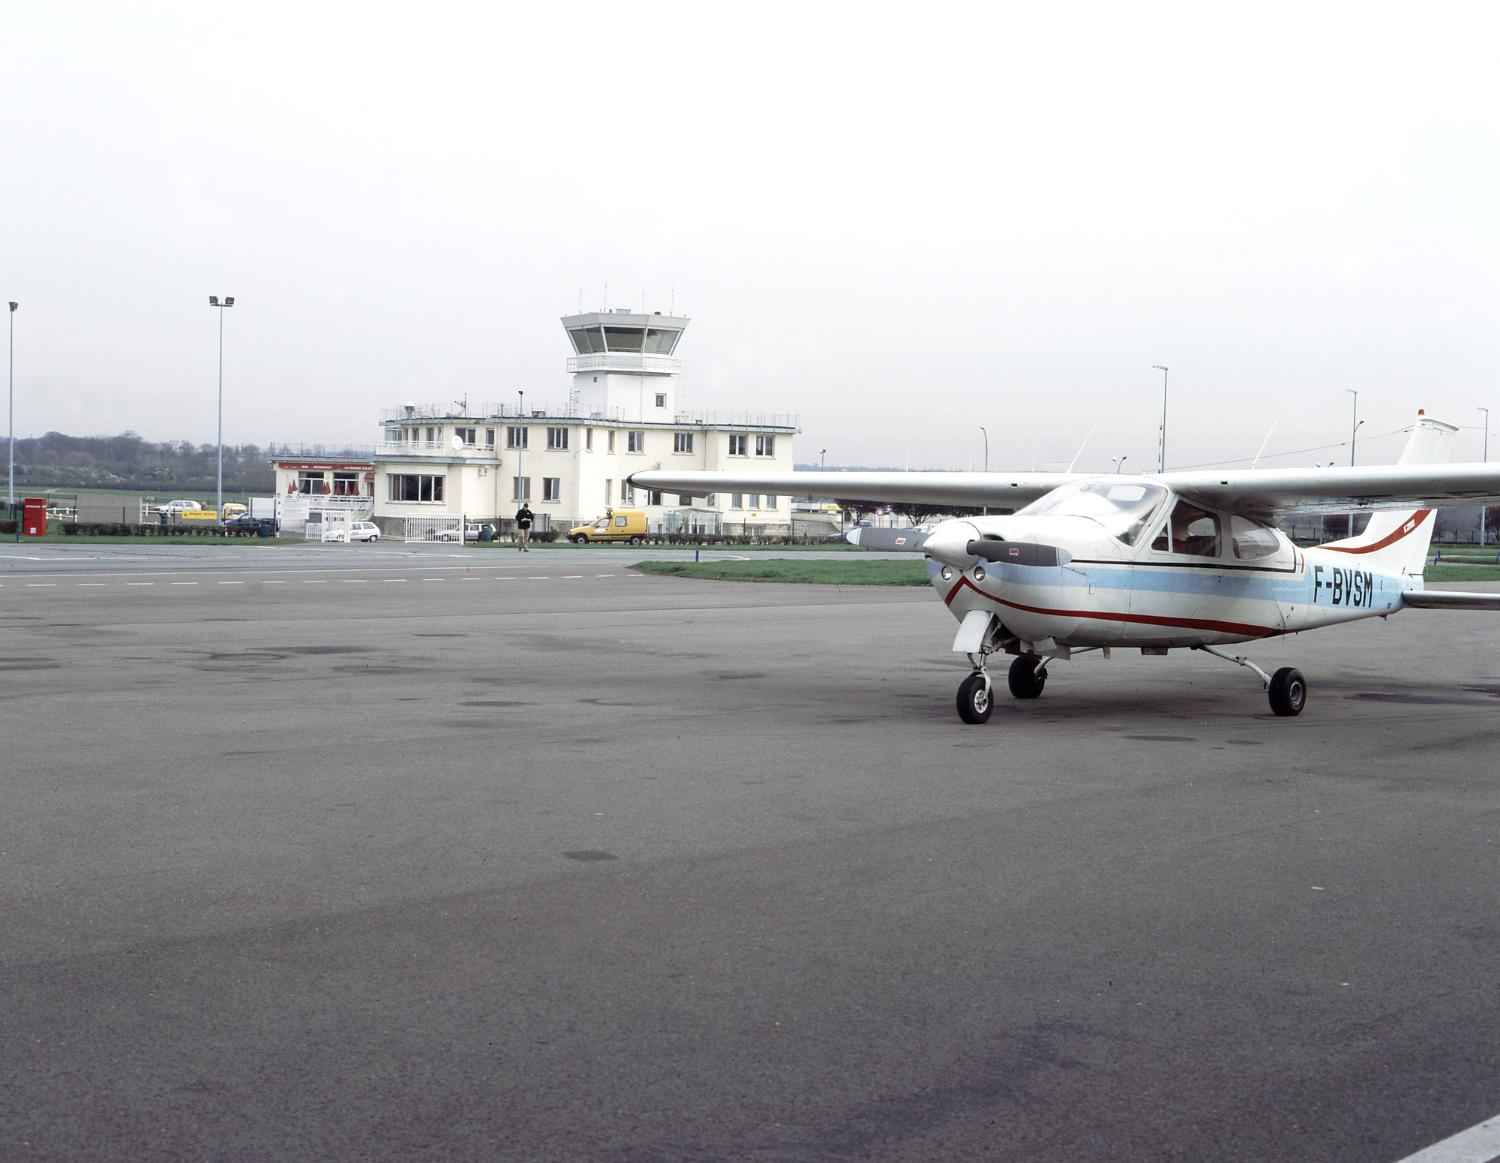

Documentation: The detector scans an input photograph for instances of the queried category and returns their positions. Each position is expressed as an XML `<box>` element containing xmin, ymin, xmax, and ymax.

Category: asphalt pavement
<box><xmin>2</xmin><ymin>542</ymin><xmax>1499</xmax><ymax>1160</ymax></box>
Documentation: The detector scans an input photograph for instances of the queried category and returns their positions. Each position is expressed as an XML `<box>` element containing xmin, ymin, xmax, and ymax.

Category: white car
<box><xmin>349</xmin><ymin>521</ymin><xmax>381</xmax><ymax>542</ymax></box>
<box><xmin>158</xmin><ymin>499</ymin><xmax>203</xmax><ymax>516</ymax></box>
<box><xmin>435</xmin><ymin>523</ymin><xmax>496</xmax><ymax>542</ymax></box>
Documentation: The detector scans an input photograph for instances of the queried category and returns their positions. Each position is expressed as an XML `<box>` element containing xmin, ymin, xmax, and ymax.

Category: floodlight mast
<box><xmin>209</xmin><ymin>296</ymin><xmax>235</xmax><ymax>524</ymax></box>
<box><xmin>1152</xmin><ymin>366</ymin><xmax>1168</xmax><ymax>472</ymax></box>
<box><xmin>8</xmin><ymin>301</ymin><xmax>17</xmax><ymax>541</ymax></box>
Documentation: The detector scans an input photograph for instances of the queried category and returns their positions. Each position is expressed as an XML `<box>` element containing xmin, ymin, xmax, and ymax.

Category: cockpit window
<box><xmin>1231</xmin><ymin>515</ymin><xmax>1280</xmax><ymax>559</ymax></box>
<box><xmin>1016</xmin><ymin>480</ymin><xmax>1168</xmax><ymax>545</ymax></box>
<box><xmin>1151</xmin><ymin>500</ymin><xmax>1221</xmax><ymax>557</ymax></box>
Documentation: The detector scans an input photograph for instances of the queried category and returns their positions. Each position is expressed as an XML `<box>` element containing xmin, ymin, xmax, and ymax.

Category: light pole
<box><xmin>1112</xmin><ymin>455</ymin><xmax>1128</xmax><ymax>474</ymax></box>
<box><xmin>516</xmin><ymin>390</ymin><xmax>524</xmax><ymax>508</ymax></box>
<box><xmin>7</xmin><ymin>301</ymin><xmax>16</xmax><ymax>539</ymax></box>
<box><xmin>1345</xmin><ymin>388</ymin><xmax>1362</xmax><ymax>536</ymax></box>
<box><xmin>820</xmin><ymin>448</ymin><xmax>827</xmax><ymax>468</ymax></box>
<box><xmin>1152</xmin><ymin>366</ymin><xmax>1168</xmax><ymax>471</ymax></box>
<box><xmin>979</xmin><ymin>426</ymin><xmax>989</xmax><ymax>472</ymax></box>
<box><xmin>1476</xmin><ymin>408</ymin><xmax>1488</xmax><ymax>549</ymax></box>
<box><xmin>208</xmin><ymin>296</ymin><xmax>234</xmax><ymax>522</ymax></box>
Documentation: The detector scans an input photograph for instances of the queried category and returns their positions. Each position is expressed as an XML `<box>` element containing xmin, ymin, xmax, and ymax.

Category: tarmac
<box><xmin>2</xmin><ymin>542</ymin><xmax>1499</xmax><ymax>1161</ymax></box>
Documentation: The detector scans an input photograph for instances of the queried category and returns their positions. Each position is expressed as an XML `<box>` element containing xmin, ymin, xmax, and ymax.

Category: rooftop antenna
<box><xmin>604</xmin><ymin>281</ymin><xmax>608</xmax><ymax>310</ymax></box>
<box><xmin>1250</xmin><ymin>425</ymin><xmax>1276</xmax><ymax>469</ymax></box>
<box><xmin>454</xmin><ymin>395</ymin><xmax>469</xmax><ymax>415</ymax></box>
<box><xmin>670</xmin><ymin>285</ymin><xmax>675</xmax><ymax>314</ymax></box>
<box><xmin>1066</xmin><ymin>425</ymin><xmax>1096</xmax><ymax>472</ymax></box>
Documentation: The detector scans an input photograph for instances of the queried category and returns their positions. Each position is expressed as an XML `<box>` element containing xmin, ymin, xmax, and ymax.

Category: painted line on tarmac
<box><xmin>1395</xmin><ymin>1115</ymin><xmax>1500</xmax><ymax>1162</ymax></box>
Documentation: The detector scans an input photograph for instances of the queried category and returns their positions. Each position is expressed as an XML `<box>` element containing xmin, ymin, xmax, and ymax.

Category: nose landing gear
<box><xmin>956</xmin><ymin>670</ymin><xmax>993</xmax><ymax>724</ymax></box>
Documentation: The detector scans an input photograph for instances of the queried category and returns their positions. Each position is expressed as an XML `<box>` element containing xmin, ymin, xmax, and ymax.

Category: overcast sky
<box><xmin>4</xmin><ymin>2</ymin><xmax>1498</xmax><ymax>473</ymax></box>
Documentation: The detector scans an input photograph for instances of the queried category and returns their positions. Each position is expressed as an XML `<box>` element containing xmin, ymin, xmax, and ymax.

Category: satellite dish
<box><xmin>451</xmin><ymin>435</ymin><xmax>465</xmax><ymax>451</ymax></box>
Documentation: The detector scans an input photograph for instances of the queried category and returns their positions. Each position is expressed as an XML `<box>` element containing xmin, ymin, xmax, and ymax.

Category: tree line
<box><xmin>7</xmin><ymin>431</ymin><xmax>277</xmax><ymax>492</ymax></box>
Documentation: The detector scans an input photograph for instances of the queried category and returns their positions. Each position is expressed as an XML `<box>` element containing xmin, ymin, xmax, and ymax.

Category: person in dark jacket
<box><xmin>515</xmin><ymin>503</ymin><xmax>534</xmax><ymax>551</ymax></box>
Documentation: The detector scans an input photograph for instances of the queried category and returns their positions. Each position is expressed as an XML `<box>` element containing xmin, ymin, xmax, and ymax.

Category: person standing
<box><xmin>514</xmin><ymin>502</ymin><xmax>534</xmax><ymax>551</ymax></box>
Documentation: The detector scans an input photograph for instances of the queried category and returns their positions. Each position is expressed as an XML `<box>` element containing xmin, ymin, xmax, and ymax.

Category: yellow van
<box><xmin>567</xmin><ymin>509</ymin><xmax>649</xmax><ymax>544</ymax></box>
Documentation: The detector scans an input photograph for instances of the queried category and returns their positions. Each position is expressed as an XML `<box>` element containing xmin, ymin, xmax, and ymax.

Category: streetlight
<box><xmin>1345</xmin><ymin>388</ymin><xmax>1363</xmax><ymax>536</ymax></box>
<box><xmin>1152</xmin><ymin>366</ymin><xmax>1168</xmax><ymax>471</ymax></box>
<box><xmin>7</xmin><ymin>301</ymin><xmax>16</xmax><ymax>540</ymax></box>
<box><xmin>1478</xmin><ymin>405</ymin><xmax>1491</xmax><ymax>546</ymax></box>
<box><xmin>820</xmin><ymin>447</ymin><xmax>827</xmax><ymax>469</ymax></box>
<box><xmin>1112</xmin><ymin>455</ymin><xmax>1128</xmax><ymax>474</ymax></box>
<box><xmin>979</xmin><ymin>426</ymin><xmax>989</xmax><ymax>472</ymax></box>
<box><xmin>208</xmin><ymin>296</ymin><xmax>234</xmax><ymax>523</ymax></box>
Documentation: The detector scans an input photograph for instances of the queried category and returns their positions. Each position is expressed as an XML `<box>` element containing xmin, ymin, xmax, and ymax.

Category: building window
<box><xmin>332</xmin><ymin>471</ymin><xmax>361</xmax><ymax>496</ymax></box>
<box><xmin>620</xmin><ymin>481</ymin><xmax>635</xmax><ymax>504</ymax></box>
<box><xmin>604</xmin><ymin>479</ymin><xmax>612</xmax><ymax>505</ymax></box>
<box><xmin>387</xmin><ymin>473</ymin><xmax>445</xmax><ymax>502</ymax></box>
<box><xmin>627</xmin><ymin>431</ymin><xmax>645</xmax><ymax>453</ymax></box>
<box><xmin>655</xmin><ymin>393</ymin><xmax>667</xmax><ymax>408</ymax></box>
<box><xmin>678</xmin><ymin>494</ymin><xmax>692</xmax><ymax>505</ymax></box>
<box><xmin>485</xmin><ymin>428</ymin><xmax>496</xmax><ymax>447</ymax></box>
<box><xmin>512</xmin><ymin>476</ymin><xmax>531</xmax><ymax>502</ymax></box>
<box><xmin>297</xmin><ymin>470</ymin><xmax>328</xmax><ymax>494</ymax></box>
<box><xmin>455</xmin><ymin>427</ymin><xmax>477</xmax><ymax>445</ymax></box>
<box><xmin>425</xmin><ymin>427</ymin><xmax>436</xmax><ymax>443</ymax></box>
<box><xmin>728</xmin><ymin>434</ymin><xmax>747</xmax><ymax>456</ymax></box>
<box><xmin>585</xmin><ymin>428</ymin><xmax>593</xmax><ymax>451</ymax></box>
<box><xmin>547</xmin><ymin>427</ymin><xmax>569</xmax><ymax>450</ymax></box>
<box><xmin>731</xmin><ymin>493</ymin><xmax>743</xmax><ymax>509</ymax></box>
<box><xmin>507</xmin><ymin>427</ymin><xmax>528</xmax><ymax>450</ymax></box>
<box><xmin>543</xmin><ymin>477</ymin><xmax>561</xmax><ymax>502</ymax></box>
<box><xmin>755</xmin><ymin>434</ymin><xmax>776</xmax><ymax>457</ymax></box>
<box><xmin>672</xmin><ymin>432</ymin><xmax>694</xmax><ymax>454</ymax></box>
<box><xmin>647</xmin><ymin>490</ymin><xmax>663</xmax><ymax>506</ymax></box>
<box><xmin>608</xmin><ymin>430</ymin><xmax>616</xmax><ymax>452</ymax></box>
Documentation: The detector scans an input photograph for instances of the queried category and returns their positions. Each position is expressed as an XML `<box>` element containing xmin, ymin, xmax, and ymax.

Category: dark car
<box><xmin>223</xmin><ymin>514</ymin><xmax>278</xmax><ymax>535</ymax></box>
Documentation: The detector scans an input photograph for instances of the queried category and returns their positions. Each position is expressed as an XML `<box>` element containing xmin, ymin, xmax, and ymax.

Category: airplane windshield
<box><xmin>1017</xmin><ymin>479</ymin><xmax>1169</xmax><ymax>545</ymax></box>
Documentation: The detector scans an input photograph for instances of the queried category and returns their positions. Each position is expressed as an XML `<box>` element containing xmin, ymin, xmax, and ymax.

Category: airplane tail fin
<box><xmin>1315</xmin><ymin>412</ymin><xmax>1458</xmax><ymax>576</ymax></box>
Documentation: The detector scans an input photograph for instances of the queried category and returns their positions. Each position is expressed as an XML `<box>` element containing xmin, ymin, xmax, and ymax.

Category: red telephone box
<box><xmin>22</xmin><ymin>498</ymin><xmax>47</xmax><ymax>536</ymax></box>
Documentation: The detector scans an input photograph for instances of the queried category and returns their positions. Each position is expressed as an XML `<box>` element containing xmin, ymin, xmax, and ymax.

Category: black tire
<box><xmin>1268</xmin><ymin>667</ymin><xmax>1306</xmax><ymax>716</ymax></box>
<box><xmin>628</xmin><ymin>536</ymin><xmax>642</xmax><ymax>545</ymax></box>
<box><xmin>1007</xmin><ymin>655</ymin><xmax>1048</xmax><ymax>699</ymax></box>
<box><xmin>573</xmin><ymin>534</ymin><xmax>588</xmax><ymax>544</ymax></box>
<box><xmin>956</xmin><ymin>672</ymin><xmax>992</xmax><ymax>724</ymax></box>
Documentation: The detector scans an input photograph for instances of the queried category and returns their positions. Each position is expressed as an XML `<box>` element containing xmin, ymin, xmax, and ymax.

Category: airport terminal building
<box><xmin>273</xmin><ymin>311</ymin><xmax>799</xmax><ymax>537</ymax></box>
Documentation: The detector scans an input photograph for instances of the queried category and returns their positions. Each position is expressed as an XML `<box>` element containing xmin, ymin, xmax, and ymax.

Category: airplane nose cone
<box><xmin>922</xmin><ymin>519</ymin><xmax>981</xmax><ymax>567</ymax></box>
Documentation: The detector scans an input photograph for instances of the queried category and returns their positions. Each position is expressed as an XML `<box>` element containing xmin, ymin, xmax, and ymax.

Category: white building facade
<box><xmin>369</xmin><ymin>310</ymin><xmax>800</xmax><ymax>536</ymax></box>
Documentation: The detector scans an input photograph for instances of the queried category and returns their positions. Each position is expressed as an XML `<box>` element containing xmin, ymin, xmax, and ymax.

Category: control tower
<box><xmin>562</xmin><ymin>309</ymin><xmax>689</xmax><ymax>423</ymax></box>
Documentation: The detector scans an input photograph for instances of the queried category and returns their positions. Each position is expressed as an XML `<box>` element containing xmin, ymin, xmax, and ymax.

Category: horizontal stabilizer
<box><xmin>1401</xmin><ymin>590</ymin><xmax>1500</xmax><ymax>611</ymax></box>
<box><xmin>967</xmin><ymin>539</ymin><xmax>1071</xmax><ymax>566</ymax></box>
<box><xmin>845</xmin><ymin>526</ymin><xmax>929</xmax><ymax>551</ymax></box>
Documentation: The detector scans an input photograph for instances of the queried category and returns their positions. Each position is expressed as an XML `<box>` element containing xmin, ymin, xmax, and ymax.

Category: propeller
<box><xmin>844</xmin><ymin>526</ymin><xmax>930</xmax><ymax>551</ymax></box>
<box><xmin>967</xmin><ymin>539</ymin><xmax>1071</xmax><ymax>567</ymax></box>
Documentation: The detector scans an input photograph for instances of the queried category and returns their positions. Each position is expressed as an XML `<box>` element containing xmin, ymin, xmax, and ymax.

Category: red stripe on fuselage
<box><xmin>1319</xmin><ymin>509</ymin><xmax>1432</xmax><ymax>554</ymax></box>
<box><xmin>942</xmin><ymin>575</ymin><xmax>1279</xmax><ymax>638</ymax></box>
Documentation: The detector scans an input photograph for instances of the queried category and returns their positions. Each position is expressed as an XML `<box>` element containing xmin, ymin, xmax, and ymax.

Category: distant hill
<box><xmin>7</xmin><ymin>431</ymin><xmax>277</xmax><ymax>492</ymax></box>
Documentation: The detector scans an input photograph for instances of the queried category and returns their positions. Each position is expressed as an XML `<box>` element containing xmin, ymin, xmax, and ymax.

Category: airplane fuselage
<box><xmin>927</xmin><ymin>510</ymin><xmax>1416</xmax><ymax>655</ymax></box>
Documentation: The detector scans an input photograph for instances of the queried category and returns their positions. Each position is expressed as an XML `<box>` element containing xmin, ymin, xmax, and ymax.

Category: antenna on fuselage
<box><xmin>1066</xmin><ymin>426</ymin><xmax>1096</xmax><ymax>473</ymax></box>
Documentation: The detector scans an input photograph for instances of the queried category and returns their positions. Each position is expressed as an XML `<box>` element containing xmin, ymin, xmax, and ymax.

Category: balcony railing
<box><xmin>381</xmin><ymin>404</ymin><xmax>799</xmax><ymax>430</ymax></box>
<box><xmin>565</xmin><ymin>353</ymin><xmax>681</xmax><ymax>375</ymax></box>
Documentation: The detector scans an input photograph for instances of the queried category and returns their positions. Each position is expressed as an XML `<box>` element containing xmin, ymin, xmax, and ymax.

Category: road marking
<box><xmin>343</xmin><ymin>579</ymin><xmax>368</xmax><ymax>584</ymax></box>
<box><xmin>461</xmin><ymin>577</ymin><xmax>479</xmax><ymax>582</ymax></box>
<box><xmin>264</xmin><ymin>580</ymin><xmax>285</xmax><ymax>585</ymax></box>
<box><xmin>528</xmin><ymin>576</ymin><xmax>550</xmax><ymax>580</ymax></box>
<box><xmin>126</xmin><ymin>582</ymin><xmax>154</xmax><ymax>587</ymax></box>
<box><xmin>79</xmin><ymin>582</ymin><xmax>108</xmax><ymax>587</ymax></box>
<box><xmin>217</xmin><ymin>581</ymin><xmax>244</xmax><ymax>585</ymax></box>
<box><xmin>304</xmin><ymin>580</ymin><xmax>328</xmax><ymax>584</ymax></box>
<box><xmin>562</xmin><ymin>575</ymin><xmax>583</xmax><ymax>579</ymax></box>
<box><xmin>595</xmin><ymin>574</ymin><xmax>615</xmax><ymax>578</ymax></box>
<box><xmin>26</xmin><ymin>583</ymin><xmax>57</xmax><ymax>588</ymax></box>
<box><xmin>383</xmin><ymin>579</ymin><xmax>408</xmax><ymax>583</ymax></box>
<box><xmin>1396</xmin><ymin>1115</ymin><xmax>1500</xmax><ymax>1162</ymax></box>
<box><xmin>170</xmin><ymin>581</ymin><xmax>199</xmax><ymax>586</ymax></box>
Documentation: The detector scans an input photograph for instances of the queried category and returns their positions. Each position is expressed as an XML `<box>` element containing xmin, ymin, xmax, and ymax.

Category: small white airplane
<box><xmin>630</xmin><ymin>412</ymin><xmax>1500</xmax><ymax>722</ymax></box>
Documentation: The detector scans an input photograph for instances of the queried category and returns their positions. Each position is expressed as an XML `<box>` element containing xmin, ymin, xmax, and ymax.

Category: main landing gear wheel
<box><xmin>956</xmin><ymin>672</ymin><xmax>993</xmax><ymax>724</ymax></box>
<box><xmin>1268</xmin><ymin>667</ymin><xmax>1307</xmax><ymax>717</ymax></box>
<box><xmin>1007</xmin><ymin>655</ymin><xmax>1048</xmax><ymax>700</ymax></box>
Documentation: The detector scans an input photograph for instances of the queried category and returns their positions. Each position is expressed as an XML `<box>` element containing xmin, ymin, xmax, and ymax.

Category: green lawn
<box><xmin>633</xmin><ymin>559</ymin><xmax>930</xmax><ymax>585</ymax></box>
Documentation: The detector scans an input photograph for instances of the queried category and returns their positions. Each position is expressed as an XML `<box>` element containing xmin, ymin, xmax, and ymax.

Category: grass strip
<box><xmin>634</xmin><ymin>559</ymin><xmax>929</xmax><ymax>585</ymax></box>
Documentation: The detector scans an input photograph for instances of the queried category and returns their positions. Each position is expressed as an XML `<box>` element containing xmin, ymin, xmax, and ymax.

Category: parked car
<box><xmin>349</xmin><ymin>521</ymin><xmax>381</xmax><ymax>542</ymax></box>
<box><xmin>223</xmin><ymin>514</ymin><xmax>278</xmax><ymax>535</ymax></box>
<box><xmin>435</xmin><ymin>522</ymin><xmax>496</xmax><ymax>542</ymax></box>
<box><xmin>567</xmin><ymin>509</ymin><xmax>648</xmax><ymax>544</ymax></box>
<box><xmin>157</xmin><ymin>499</ymin><xmax>203</xmax><ymax>516</ymax></box>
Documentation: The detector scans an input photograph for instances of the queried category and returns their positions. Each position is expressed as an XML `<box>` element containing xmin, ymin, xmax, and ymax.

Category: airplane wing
<box><xmin>1159</xmin><ymin>463</ymin><xmax>1500</xmax><ymax>520</ymax></box>
<box><xmin>625</xmin><ymin>469</ymin><xmax>1078</xmax><ymax>510</ymax></box>
<box><xmin>1400</xmin><ymin>589</ymin><xmax>1500</xmax><ymax>611</ymax></box>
